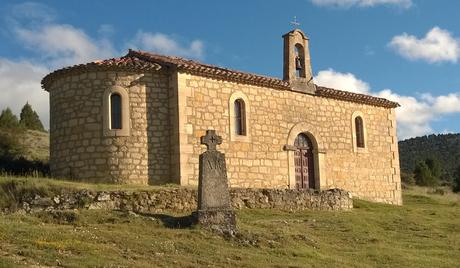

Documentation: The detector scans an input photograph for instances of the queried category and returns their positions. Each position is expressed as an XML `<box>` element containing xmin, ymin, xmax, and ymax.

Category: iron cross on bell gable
<box><xmin>201</xmin><ymin>130</ymin><xmax>223</xmax><ymax>151</ymax></box>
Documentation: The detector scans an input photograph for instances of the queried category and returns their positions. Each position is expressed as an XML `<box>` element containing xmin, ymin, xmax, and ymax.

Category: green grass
<box><xmin>0</xmin><ymin>180</ymin><xmax>459</xmax><ymax>267</ymax></box>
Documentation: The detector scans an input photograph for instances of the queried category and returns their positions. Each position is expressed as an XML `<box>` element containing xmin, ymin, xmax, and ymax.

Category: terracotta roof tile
<box><xmin>128</xmin><ymin>50</ymin><xmax>290</xmax><ymax>90</ymax></box>
<box><xmin>41</xmin><ymin>56</ymin><xmax>162</xmax><ymax>90</ymax></box>
<box><xmin>41</xmin><ymin>50</ymin><xmax>399</xmax><ymax>108</ymax></box>
<box><xmin>315</xmin><ymin>86</ymin><xmax>399</xmax><ymax>108</ymax></box>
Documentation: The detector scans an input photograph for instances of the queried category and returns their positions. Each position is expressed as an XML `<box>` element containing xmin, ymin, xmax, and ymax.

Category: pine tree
<box><xmin>0</xmin><ymin>108</ymin><xmax>20</xmax><ymax>129</ymax></box>
<box><xmin>19</xmin><ymin>102</ymin><xmax>45</xmax><ymax>132</ymax></box>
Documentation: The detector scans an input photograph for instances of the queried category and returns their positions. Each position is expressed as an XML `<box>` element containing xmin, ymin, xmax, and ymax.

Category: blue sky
<box><xmin>0</xmin><ymin>0</ymin><xmax>459</xmax><ymax>139</ymax></box>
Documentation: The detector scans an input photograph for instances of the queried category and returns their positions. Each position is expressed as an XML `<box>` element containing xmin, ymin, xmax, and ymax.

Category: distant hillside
<box><xmin>399</xmin><ymin>133</ymin><xmax>460</xmax><ymax>181</ymax></box>
<box><xmin>19</xmin><ymin>129</ymin><xmax>50</xmax><ymax>161</ymax></box>
<box><xmin>0</xmin><ymin>128</ymin><xmax>49</xmax><ymax>162</ymax></box>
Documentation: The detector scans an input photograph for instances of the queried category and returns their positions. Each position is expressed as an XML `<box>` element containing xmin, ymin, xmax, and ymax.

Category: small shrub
<box><xmin>414</xmin><ymin>159</ymin><xmax>439</xmax><ymax>187</ymax></box>
<box><xmin>401</xmin><ymin>172</ymin><xmax>416</xmax><ymax>185</ymax></box>
<box><xmin>36</xmin><ymin>210</ymin><xmax>79</xmax><ymax>225</ymax></box>
<box><xmin>428</xmin><ymin>188</ymin><xmax>446</xmax><ymax>195</ymax></box>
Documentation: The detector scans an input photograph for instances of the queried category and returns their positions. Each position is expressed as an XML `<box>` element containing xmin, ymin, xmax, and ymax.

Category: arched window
<box><xmin>110</xmin><ymin>93</ymin><xmax>122</xmax><ymax>130</ymax></box>
<box><xmin>355</xmin><ymin>116</ymin><xmax>365</xmax><ymax>148</ymax></box>
<box><xmin>103</xmin><ymin>86</ymin><xmax>129</xmax><ymax>137</ymax></box>
<box><xmin>234</xmin><ymin>99</ymin><xmax>246</xmax><ymax>136</ymax></box>
<box><xmin>229</xmin><ymin>91</ymin><xmax>250</xmax><ymax>142</ymax></box>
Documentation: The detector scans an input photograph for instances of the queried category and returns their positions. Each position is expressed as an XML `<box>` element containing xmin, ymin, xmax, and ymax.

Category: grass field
<box><xmin>0</xmin><ymin>179</ymin><xmax>459</xmax><ymax>267</ymax></box>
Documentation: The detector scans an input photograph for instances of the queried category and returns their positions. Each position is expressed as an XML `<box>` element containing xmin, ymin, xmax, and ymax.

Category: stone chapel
<box><xmin>42</xmin><ymin>29</ymin><xmax>402</xmax><ymax>204</ymax></box>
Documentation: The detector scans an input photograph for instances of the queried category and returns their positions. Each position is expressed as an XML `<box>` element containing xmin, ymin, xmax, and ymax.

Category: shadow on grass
<box><xmin>138</xmin><ymin>212</ymin><xmax>197</xmax><ymax>229</ymax></box>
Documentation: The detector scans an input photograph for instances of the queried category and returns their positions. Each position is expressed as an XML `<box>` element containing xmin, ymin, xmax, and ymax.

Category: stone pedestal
<box><xmin>195</xmin><ymin>130</ymin><xmax>237</xmax><ymax>234</ymax></box>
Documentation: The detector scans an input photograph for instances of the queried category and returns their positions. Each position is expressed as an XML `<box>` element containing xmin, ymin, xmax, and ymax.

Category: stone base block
<box><xmin>194</xmin><ymin>209</ymin><xmax>237</xmax><ymax>234</ymax></box>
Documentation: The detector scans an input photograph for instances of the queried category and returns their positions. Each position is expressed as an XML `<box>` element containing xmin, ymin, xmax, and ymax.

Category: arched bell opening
<box><xmin>294</xmin><ymin>43</ymin><xmax>306</xmax><ymax>78</ymax></box>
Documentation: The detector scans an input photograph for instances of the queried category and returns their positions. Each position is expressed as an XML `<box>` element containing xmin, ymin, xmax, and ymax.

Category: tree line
<box><xmin>0</xmin><ymin>103</ymin><xmax>45</xmax><ymax>132</ymax></box>
<box><xmin>399</xmin><ymin>134</ymin><xmax>460</xmax><ymax>192</ymax></box>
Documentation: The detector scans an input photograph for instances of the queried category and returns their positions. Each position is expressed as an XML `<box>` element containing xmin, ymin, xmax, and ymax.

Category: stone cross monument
<box><xmin>195</xmin><ymin>130</ymin><xmax>236</xmax><ymax>233</ymax></box>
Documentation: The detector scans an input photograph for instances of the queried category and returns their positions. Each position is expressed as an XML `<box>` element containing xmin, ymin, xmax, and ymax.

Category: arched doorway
<box><xmin>294</xmin><ymin>133</ymin><xmax>315</xmax><ymax>189</ymax></box>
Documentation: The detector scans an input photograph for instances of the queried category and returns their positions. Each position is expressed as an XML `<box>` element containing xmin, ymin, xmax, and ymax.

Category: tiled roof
<box><xmin>128</xmin><ymin>50</ymin><xmax>291</xmax><ymax>90</ymax></box>
<box><xmin>41</xmin><ymin>56</ymin><xmax>162</xmax><ymax>89</ymax></box>
<box><xmin>41</xmin><ymin>50</ymin><xmax>399</xmax><ymax>108</ymax></box>
<box><xmin>315</xmin><ymin>86</ymin><xmax>399</xmax><ymax>108</ymax></box>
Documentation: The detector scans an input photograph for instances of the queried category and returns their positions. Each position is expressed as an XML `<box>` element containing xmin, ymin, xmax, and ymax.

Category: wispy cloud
<box><xmin>0</xmin><ymin>3</ymin><xmax>207</xmax><ymax>129</ymax></box>
<box><xmin>15</xmin><ymin>24</ymin><xmax>116</xmax><ymax>68</ymax></box>
<box><xmin>309</xmin><ymin>0</ymin><xmax>412</xmax><ymax>9</ymax></box>
<box><xmin>129</xmin><ymin>31</ymin><xmax>204</xmax><ymax>59</ymax></box>
<box><xmin>314</xmin><ymin>69</ymin><xmax>460</xmax><ymax>139</ymax></box>
<box><xmin>389</xmin><ymin>27</ymin><xmax>460</xmax><ymax>63</ymax></box>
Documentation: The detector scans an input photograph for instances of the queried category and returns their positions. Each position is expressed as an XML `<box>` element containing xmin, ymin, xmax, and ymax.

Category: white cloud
<box><xmin>1</xmin><ymin>3</ymin><xmax>207</xmax><ymax>129</ymax></box>
<box><xmin>130</xmin><ymin>31</ymin><xmax>204</xmax><ymax>59</ymax></box>
<box><xmin>15</xmin><ymin>24</ymin><xmax>116</xmax><ymax>68</ymax></box>
<box><xmin>314</xmin><ymin>69</ymin><xmax>460</xmax><ymax>139</ymax></box>
<box><xmin>2</xmin><ymin>5</ymin><xmax>117</xmax><ymax>129</ymax></box>
<box><xmin>314</xmin><ymin>69</ymin><xmax>370</xmax><ymax>94</ymax></box>
<box><xmin>9</xmin><ymin>2</ymin><xmax>56</xmax><ymax>24</ymax></box>
<box><xmin>310</xmin><ymin>0</ymin><xmax>412</xmax><ymax>8</ymax></box>
<box><xmin>427</xmin><ymin>93</ymin><xmax>460</xmax><ymax>114</ymax></box>
<box><xmin>0</xmin><ymin>58</ymin><xmax>49</xmax><ymax>129</ymax></box>
<box><xmin>389</xmin><ymin>27</ymin><xmax>460</xmax><ymax>63</ymax></box>
<box><xmin>376</xmin><ymin>89</ymin><xmax>435</xmax><ymax>138</ymax></box>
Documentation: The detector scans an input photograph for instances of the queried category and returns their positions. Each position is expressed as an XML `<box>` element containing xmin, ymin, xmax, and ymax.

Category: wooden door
<box><xmin>294</xmin><ymin>134</ymin><xmax>315</xmax><ymax>189</ymax></box>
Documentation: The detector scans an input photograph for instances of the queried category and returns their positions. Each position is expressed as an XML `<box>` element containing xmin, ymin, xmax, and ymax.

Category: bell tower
<box><xmin>283</xmin><ymin>29</ymin><xmax>316</xmax><ymax>94</ymax></box>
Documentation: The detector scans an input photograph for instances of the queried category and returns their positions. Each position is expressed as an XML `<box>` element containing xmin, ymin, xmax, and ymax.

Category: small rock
<box><xmin>97</xmin><ymin>192</ymin><xmax>111</xmax><ymax>201</ymax></box>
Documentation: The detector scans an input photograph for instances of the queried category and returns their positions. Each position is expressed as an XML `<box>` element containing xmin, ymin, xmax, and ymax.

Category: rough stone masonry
<box><xmin>195</xmin><ymin>130</ymin><xmax>236</xmax><ymax>232</ymax></box>
<box><xmin>42</xmin><ymin>28</ymin><xmax>401</xmax><ymax>205</ymax></box>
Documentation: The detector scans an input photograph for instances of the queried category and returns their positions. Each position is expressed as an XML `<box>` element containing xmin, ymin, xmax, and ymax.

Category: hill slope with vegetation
<box><xmin>0</xmin><ymin>103</ymin><xmax>49</xmax><ymax>176</ymax></box>
<box><xmin>399</xmin><ymin>133</ymin><xmax>460</xmax><ymax>183</ymax></box>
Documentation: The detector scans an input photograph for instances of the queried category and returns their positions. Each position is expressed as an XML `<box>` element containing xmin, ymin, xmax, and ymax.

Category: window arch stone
<box><xmin>103</xmin><ymin>86</ymin><xmax>130</xmax><ymax>137</ymax></box>
<box><xmin>228</xmin><ymin>91</ymin><xmax>250</xmax><ymax>142</ymax></box>
<box><xmin>351</xmin><ymin>111</ymin><xmax>367</xmax><ymax>153</ymax></box>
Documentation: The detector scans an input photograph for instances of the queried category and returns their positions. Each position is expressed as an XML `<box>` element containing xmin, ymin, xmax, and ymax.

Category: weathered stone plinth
<box><xmin>195</xmin><ymin>209</ymin><xmax>236</xmax><ymax>234</ymax></box>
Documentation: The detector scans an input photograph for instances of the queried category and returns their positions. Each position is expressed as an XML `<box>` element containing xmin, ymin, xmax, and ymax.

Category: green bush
<box><xmin>0</xmin><ymin>130</ymin><xmax>24</xmax><ymax>159</ymax></box>
<box><xmin>401</xmin><ymin>171</ymin><xmax>416</xmax><ymax>185</ymax></box>
<box><xmin>414</xmin><ymin>159</ymin><xmax>440</xmax><ymax>187</ymax></box>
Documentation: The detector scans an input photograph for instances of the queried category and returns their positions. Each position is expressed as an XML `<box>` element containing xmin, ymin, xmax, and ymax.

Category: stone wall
<box><xmin>175</xmin><ymin>73</ymin><xmax>401</xmax><ymax>204</ymax></box>
<box><xmin>47</xmin><ymin>68</ymin><xmax>401</xmax><ymax>205</ymax></box>
<box><xmin>48</xmin><ymin>70</ymin><xmax>171</xmax><ymax>185</ymax></box>
<box><xmin>3</xmin><ymin>188</ymin><xmax>352</xmax><ymax>214</ymax></box>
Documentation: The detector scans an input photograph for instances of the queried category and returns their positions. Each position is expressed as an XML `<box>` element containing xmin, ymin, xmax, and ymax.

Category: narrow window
<box><xmin>110</xmin><ymin>93</ymin><xmax>122</xmax><ymax>129</ymax></box>
<box><xmin>234</xmin><ymin>99</ymin><xmax>246</xmax><ymax>135</ymax></box>
<box><xmin>355</xmin><ymin>116</ymin><xmax>365</xmax><ymax>148</ymax></box>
